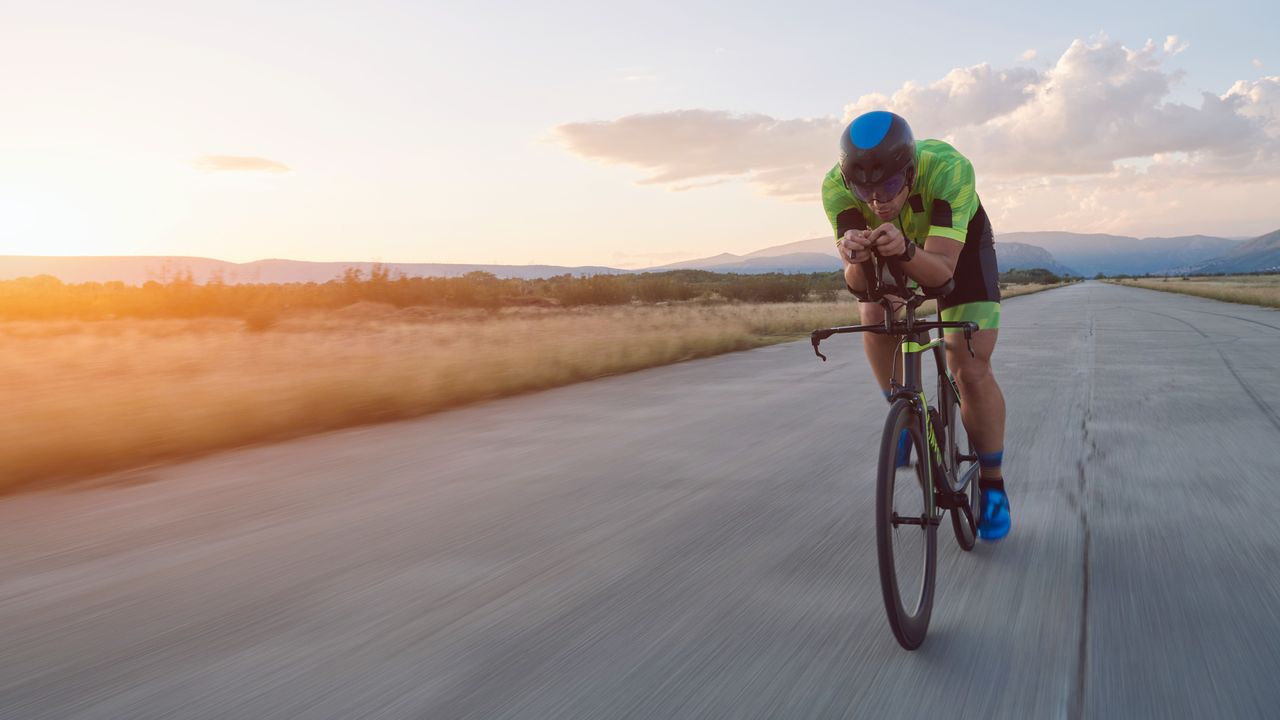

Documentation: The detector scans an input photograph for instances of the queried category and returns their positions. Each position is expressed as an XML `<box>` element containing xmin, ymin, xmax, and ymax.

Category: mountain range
<box><xmin>649</xmin><ymin>236</ymin><xmax>1080</xmax><ymax>276</ymax></box>
<box><xmin>2</xmin><ymin>228</ymin><xmax>1277</xmax><ymax>284</ymax></box>
<box><xmin>995</xmin><ymin>232</ymin><xmax>1242</xmax><ymax>276</ymax></box>
<box><xmin>1182</xmin><ymin>229</ymin><xmax>1280</xmax><ymax>274</ymax></box>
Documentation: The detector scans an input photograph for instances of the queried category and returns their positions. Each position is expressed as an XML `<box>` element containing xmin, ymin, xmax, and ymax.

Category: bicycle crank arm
<box><xmin>891</xmin><ymin>513</ymin><xmax>942</xmax><ymax>528</ymax></box>
<box><xmin>932</xmin><ymin>487</ymin><xmax>968</xmax><ymax>510</ymax></box>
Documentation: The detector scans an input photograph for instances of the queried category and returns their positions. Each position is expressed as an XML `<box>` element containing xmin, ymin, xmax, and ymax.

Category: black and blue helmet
<box><xmin>839</xmin><ymin>111</ymin><xmax>916</xmax><ymax>189</ymax></box>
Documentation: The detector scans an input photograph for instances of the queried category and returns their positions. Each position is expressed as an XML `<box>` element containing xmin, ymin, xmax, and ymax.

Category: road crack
<box><xmin>1068</xmin><ymin>313</ymin><xmax>1096</xmax><ymax>720</ymax></box>
<box><xmin>1134</xmin><ymin>308</ymin><xmax>1280</xmax><ymax>435</ymax></box>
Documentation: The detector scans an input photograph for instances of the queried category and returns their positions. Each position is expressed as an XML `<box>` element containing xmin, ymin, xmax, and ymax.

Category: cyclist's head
<box><xmin>839</xmin><ymin>111</ymin><xmax>916</xmax><ymax>206</ymax></box>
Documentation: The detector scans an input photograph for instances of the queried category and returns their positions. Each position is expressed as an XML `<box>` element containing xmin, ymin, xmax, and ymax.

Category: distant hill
<box><xmin>1186</xmin><ymin>229</ymin><xmax>1280</xmax><ymax>274</ymax></box>
<box><xmin>998</xmin><ymin>232</ymin><xmax>1241</xmax><ymax>276</ymax></box>
<box><xmin>655</xmin><ymin>235</ymin><xmax>1078</xmax><ymax>277</ymax></box>
<box><xmin>0</xmin><ymin>256</ymin><xmax>628</xmax><ymax>284</ymax></box>
<box><xmin>645</xmin><ymin>243</ymin><xmax>841</xmax><ymax>274</ymax></box>
<box><xmin>749</xmin><ymin>230</ymin><xmax>1246</xmax><ymax>277</ymax></box>
<box><xmin>994</xmin><ymin>242</ymin><xmax>1078</xmax><ymax>277</ymax></box>
<box><xmin>741</xmin><ymin>237</ymin><xmax>836</xmax><ymax>259</ymax></box>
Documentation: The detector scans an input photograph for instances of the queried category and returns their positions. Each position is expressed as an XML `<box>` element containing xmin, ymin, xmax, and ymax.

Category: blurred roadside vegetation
<box><xmin>0</xmin><ymin>267</ymin><xmax>1072</xmax><ymax>492</ymax></box>
<box><xmin>0</xmin><ymin>265</ymin><xmax>1073</xmax><ymax>323</ymax></box>
<box><xmin>0</xmin><ymin>267</ymin><xmax>837</xmax><ymax>321</ymax></box>
<box><xmin>999</xmin><ymin>268</ymin><xmax>1075</xmax><ymax>286</ymax></box>
<box><xmin>1107</xmin><ymin>274</ymin><xmax>1280</xmax><ymax>308</ymax></box>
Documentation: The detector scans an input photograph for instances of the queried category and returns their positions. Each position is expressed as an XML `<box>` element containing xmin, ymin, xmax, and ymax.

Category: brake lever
<box><xmin>811</xmin><ymin>330</ymin><xmax>832</xmax><ymax>361</ymax></box>
<box><xmin>964</xmin><ymin>324</ymin><xmax>976</xmax><ymax>357</ymax></box>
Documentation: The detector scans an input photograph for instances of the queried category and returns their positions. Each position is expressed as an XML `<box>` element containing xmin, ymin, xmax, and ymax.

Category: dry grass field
<box><xmin>2</xmin><ymin>283</ymin><xmax>1066</xmax><ymax>493</ymax></box>
<box><xmin>1111</xmin><ymin>275</ymin><xmax>1280</xmax><ymax>308</ymax></box>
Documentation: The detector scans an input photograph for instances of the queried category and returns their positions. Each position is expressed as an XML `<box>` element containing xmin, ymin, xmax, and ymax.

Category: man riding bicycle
<box><xmin>821</xmin><ymin>110</ymin><xmax>1011</xmax><ymax>541</ymax></box>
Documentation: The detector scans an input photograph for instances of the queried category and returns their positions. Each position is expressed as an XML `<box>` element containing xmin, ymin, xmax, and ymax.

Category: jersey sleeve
<box><xmin>821</xmin><ymin>166</ymin><xmax>868</xmax><ymax>245</ymax></box>
<box><xmin>924</xmin><ymin>153</ymin><xmax>978</xmax><ymax>243</ymax></box>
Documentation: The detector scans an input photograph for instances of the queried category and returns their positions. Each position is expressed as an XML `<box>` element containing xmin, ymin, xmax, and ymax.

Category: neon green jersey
<box><xmin>821</xmin><ymin>139</ymin><xmax>980</xmax><ymax>247</ymax></box>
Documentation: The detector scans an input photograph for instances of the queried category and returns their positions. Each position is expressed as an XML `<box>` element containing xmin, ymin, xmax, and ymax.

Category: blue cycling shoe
<box><xmin>977</xmin><ymin>486</ymin><xmax>1011</xmax><ymax>541</ymax></box>
<box><xmin>895</xmin><ymin>429</ymin><xmax>912</xmax><ymax>468</ymax></box>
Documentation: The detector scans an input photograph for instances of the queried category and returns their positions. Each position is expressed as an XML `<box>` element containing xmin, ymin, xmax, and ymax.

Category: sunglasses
<box><xmin>848</xmin><ymin>169</ymin><xmax>909</xmax><ymax>203</ymax></box>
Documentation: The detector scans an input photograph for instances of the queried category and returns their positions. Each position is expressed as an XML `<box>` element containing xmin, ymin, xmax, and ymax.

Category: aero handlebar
<box><xmin>810</xmin><ymin>253</ymin><xmax>977</xmax><ymax>361</ymax></box>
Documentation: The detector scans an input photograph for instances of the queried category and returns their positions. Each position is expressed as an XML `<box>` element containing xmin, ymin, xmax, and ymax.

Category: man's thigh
<box><xmin>859</xmin><ymin>300</ymin><xmax>885</xmax><ymax>324</ymax></box>
<box><xmin>946</xmin><ymin>327</ymin><xmax>998</xmax><ymax>378</ymax></box>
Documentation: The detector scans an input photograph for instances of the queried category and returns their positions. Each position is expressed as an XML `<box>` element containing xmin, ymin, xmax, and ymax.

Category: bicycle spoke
<box><xmin>890</xmin><ymin>450</ymin><xmax>928</xmax><ymax>616</ymax></box>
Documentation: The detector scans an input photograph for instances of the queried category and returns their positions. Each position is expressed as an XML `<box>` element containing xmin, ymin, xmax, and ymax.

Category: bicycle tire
<box><xmin>876</xmin><ymin>398</ymin><xmax>937</xmax><ymax>650</ymax></box>
<box><xmin>942</xmin><ymin>379</ymin><xmax>980</xmax><ymax>551</ymax></box>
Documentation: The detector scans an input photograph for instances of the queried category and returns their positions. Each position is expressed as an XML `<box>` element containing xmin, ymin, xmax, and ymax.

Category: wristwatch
<box><xmin>898</xmin><ymin>241</ymin><xmax>917</xmax><ymax>263</ymax></box>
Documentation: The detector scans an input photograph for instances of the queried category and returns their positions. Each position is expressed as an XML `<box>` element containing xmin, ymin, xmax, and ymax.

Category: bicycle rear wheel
<box><xmin>943</xmin><ymin>379</ymin><xmax>981</xmax><ymax>551</ymax></box>
<box><xmin>876</xmin><ymin>399</ymin><xmax>937</xmax><ymax>650</ymax></box>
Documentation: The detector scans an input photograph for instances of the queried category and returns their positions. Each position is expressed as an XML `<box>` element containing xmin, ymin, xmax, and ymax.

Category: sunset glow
<box><xmin>3</xmin><ymin>2</ymin><xmax>1277</xmax><ymax>266</ymax></box>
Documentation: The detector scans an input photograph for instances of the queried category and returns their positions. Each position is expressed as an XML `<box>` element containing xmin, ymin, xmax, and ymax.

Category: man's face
<box><xmin>870</xmin><ymin>181</ymin><xmax>910</xmax><ymax>222</ymax></box>
<box><xmin>850</xmin><ymin>166</ymin><xmax>912</xmax><ymax>221</ymax></box>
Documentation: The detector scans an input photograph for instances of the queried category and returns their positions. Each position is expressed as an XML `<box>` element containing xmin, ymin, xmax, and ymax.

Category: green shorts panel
<box><xmin>940</xmin><ymin>301</ymin><xmax>1000</xmax><ymax>333</ymax></box>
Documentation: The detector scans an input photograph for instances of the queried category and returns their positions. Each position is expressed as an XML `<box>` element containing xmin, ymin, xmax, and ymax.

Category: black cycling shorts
<box><xmin>939</xmin><ymin>203</ymin><xmax>1000</xmax><ymax>311</ymax></box>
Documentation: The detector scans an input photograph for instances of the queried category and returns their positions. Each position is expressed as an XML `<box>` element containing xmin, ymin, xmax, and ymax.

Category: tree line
<box><xmin>0</xmin><ymin>266</ymin><xmax>1069</xmax><ymax>322</ymax></box>
<box><xmin>0</xmin><ymin>268</ymin><xmax>842</xmax><ymax>321</ymax></box>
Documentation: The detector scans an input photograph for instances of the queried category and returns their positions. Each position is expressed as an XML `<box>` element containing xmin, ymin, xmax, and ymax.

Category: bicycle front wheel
<box><xmin>875</xmin><ymin>398</ymin><xmax>937</xmax><ymax>650</ymax></box>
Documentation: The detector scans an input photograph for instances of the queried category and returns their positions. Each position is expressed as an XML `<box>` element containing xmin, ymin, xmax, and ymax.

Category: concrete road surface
<box><xmin>3</xmin><ymin>281</ymin><xmax>1280</xmax><ymax>719</ymax></box>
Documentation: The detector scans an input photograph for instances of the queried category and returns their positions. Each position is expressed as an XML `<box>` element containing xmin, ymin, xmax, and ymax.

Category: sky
<box><xmin>2</xmin><ymin>0</ymin><xmax>1278</xmax><ymax>267</ymax></box>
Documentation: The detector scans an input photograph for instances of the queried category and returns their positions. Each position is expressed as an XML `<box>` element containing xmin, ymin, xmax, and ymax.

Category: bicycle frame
<box><xmin>901</xmin><ymin>336</ymin><xmax>949</xmax><ymax>474</ymax></box>
<box><xmin>810</xmin><ymin>256</ymin><xmax>979</xmax><ymax>499</ymax></box>
<box><xmin>813</xmin><ymin>255</ymin><xmax>984</xmax><ymax>649</ymax></box>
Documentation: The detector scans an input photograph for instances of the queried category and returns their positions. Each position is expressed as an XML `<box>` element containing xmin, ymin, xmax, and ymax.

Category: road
<box><xmin>3</xmin><ymin>281</ymin><xmax>1280</xmax><ymax>719</ymax></box>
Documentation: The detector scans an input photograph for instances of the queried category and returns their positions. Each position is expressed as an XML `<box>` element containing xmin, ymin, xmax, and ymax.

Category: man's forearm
<box><xmin>900</xmin><ymin>248</ymin><xmax>956</xmax><ymax>289</ymax></box>
<box><xmin>846</xmin><ymin>250</ymin><xmax>954</xmax><ymax>291</ymax></box>
<box><xmin>843</xmin><ymin>262</ymin><xmax>869</xmax><ymax>292</ymax></box>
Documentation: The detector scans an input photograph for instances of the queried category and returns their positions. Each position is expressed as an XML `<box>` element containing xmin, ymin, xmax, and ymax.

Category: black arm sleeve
<box><xmin>836</xmin><ymin>208</ymin><xmax>872</xmax><ymax>300</ymax></box>
<box><xmin>836</xmin><ymin>208</ymin><xmax>868</xmax><ymax>238</ymax></box>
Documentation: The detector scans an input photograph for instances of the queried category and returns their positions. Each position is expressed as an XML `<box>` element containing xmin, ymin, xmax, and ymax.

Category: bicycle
<box><xmin>810</xmin><ymin>255</ymin><xmax>982</xmax><ymax>650</ymax></box>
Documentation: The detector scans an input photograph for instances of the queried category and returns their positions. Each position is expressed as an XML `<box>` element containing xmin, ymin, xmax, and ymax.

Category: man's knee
<box><xmin>953</xmin><ymin>356</ymin><xmax>993</xmax><ymax>388</ymax></box>
<box><xmin>859</xmin><ymin>301</ymin><xmax>885</xmax><ymax>324</ymax></box>
<box><xmin>948</xmin><ymin>329</ymin><xmax>997</xmax><ymax>387</ymax></box>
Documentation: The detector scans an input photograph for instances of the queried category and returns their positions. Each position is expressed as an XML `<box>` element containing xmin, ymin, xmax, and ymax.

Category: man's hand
<box><xmin>839</xmin><ymin>230</ymin><xmax>875</xmax><ymax>265</ymax></box>
<box><xmin>868</xmin><ymin>224</ymin><xmax>907</xmax><ymax>258</ymax></box>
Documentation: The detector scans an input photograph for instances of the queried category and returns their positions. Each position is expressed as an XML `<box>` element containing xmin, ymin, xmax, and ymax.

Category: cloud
<box><xmin>842</xmin><ymin>63</ymin><xmax>1040</xmax><ymax>138</ymax></box>
<box><xmin>1253</xmin><ymin>59</ymin><xmax>1264</xmax><ymax>69</ymax></box>
<box><xmin>1020</xmin><ymin>49</ymin><xmax>1037</xmax><ymax>62</ymax></box>
<box><xmin>1223</xmin><ymin>76</ymin><xmax>1280</xmax><ymax>138</ymax></box>
<box><xmin>948</xmin><ymin>36</ymin><xmax>1270</xmax><ymax>175</ymax></box>
<box><xmin>551</xmin><ymin>110</ymin><xmax>837</xmax><ymax>199</ymax></box>
<box><xmin>192</xmin><ymin>156</ymin><xmax>291</xmax><ymax>173</ymax></box>
<box><xmin>982</xmin><ymin>161</ymin><xmax>1280</xmax><ymax>236</ymax></box>
<box><xmin>1163</xmin><ymin>35</ymin><xmax>1189</xmax><ymax>55</ymax></box>
<box><xmin>671</xmin><ymin>178</ymin><xmax>733</xmax><ymax>192</ymax></box>
<box><xmin>613</xmin><ymin>66</ymin><xmax>659</xmax><ymax>84</ymax></box>
<box><xmin>553</xmin><ymin>34</ymin><xmax>1280</xmax><ymax>204</ymax></box>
